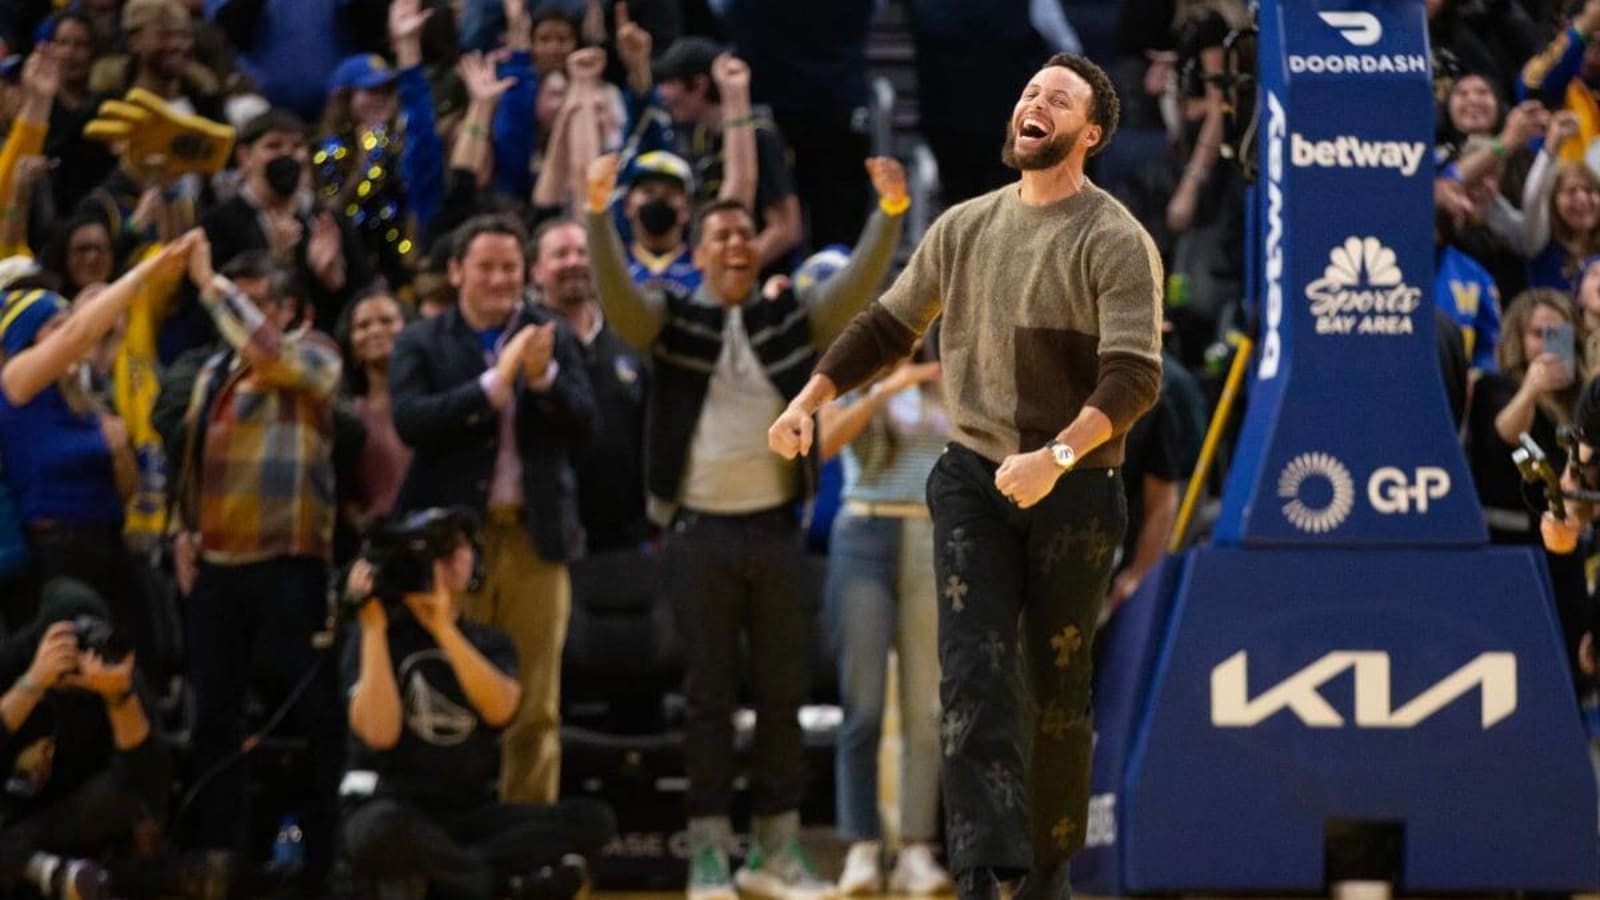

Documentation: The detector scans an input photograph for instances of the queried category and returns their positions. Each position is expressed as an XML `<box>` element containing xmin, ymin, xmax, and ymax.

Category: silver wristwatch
<box><xmin>1047</xmin><ymin>440</ymin><xmax>1077</xmax><ymax>471</ymax></box>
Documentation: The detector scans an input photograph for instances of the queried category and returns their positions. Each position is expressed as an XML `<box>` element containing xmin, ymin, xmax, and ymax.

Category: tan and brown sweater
<box><xmin>816</xmin><ymin>181</ymin><xmax>1164</xmax><ymax>467</ymax></box>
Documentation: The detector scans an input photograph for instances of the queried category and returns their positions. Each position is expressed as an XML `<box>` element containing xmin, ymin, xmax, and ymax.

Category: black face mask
<box><xmin>263</xmin><ymin>155</ymin><xmax>303</xmax><ymax>198</ymax></box>
<box><xmin>636</xmin><ymin>198</ymin><xmax>679</xmax><ymax>238</ymax></box>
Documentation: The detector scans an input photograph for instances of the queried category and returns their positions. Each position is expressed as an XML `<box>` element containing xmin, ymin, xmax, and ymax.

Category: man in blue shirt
<box><xmin>621</xmin><ymin>151</ymin><xmax>701</xmax><ymax>296</ymax></box>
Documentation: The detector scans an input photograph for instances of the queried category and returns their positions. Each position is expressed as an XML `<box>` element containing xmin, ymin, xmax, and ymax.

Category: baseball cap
<box><xmin>794</xmin><ymin>245</ymin><xmax>851</xmax><ymax>294</ymax></box>
<box><xmin>329</xmin><ymin>54</ymin><xmax>398</xmax><ymax>94</ymax></box>
<box><xmin>628</xmin><ymin>151</ymin><xmax>693</xmax><ymax>192</ymax></box>
<box><xmin>653</xmin><ymin>37</ymin><xmax>721</xmax><ymax>83</ymax></box>
<box><xmin>122</xmin><ymin>0</ymin><xmax>190</xmax><ymax>34</ymax></box>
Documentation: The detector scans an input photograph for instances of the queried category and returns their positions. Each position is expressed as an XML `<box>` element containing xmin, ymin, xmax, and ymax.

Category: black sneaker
<box><xmin>53</xmin><ymin>859</ymin><xmax>108</xmax><ymax>900</ymax></box>
<box><xmin>1013</xmin><ymin>862</ymin><xmax>1072</xmax><ymax>900</ymax></box>
<box><xmin>955</xmin><ymin>868</ymin><xmax>1000</xmax><ymax>900</ymax></box>
<box><xmin>508</xmin><ymin>855</ymin><xmax>590</xmax><ymax>900</ymax></box>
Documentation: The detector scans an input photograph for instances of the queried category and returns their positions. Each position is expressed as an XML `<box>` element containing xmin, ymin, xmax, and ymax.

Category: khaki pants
<box><xmin>461</xmin><ymin>516</ymin><xmax>570</xmax><ymax>804</ymax></box>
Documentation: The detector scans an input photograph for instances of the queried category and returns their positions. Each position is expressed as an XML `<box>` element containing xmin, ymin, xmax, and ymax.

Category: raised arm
<box><xmin>803</xmin><ymin>157</ymin><xmax>908</xmax><ymax>347</ymax></box>
<box><xmin>713</xmin><ymin>54</ymin><xmax>756</xmax><ymax>210</ymax></box>
<box><xmin>2</xmin><ymin>241</ymin><xmax>190</xmax><ymax>405</ymax></box>
<box><xmin>185</xmin><ymin>233</ymin><xmax>341</xmax><ymax>397</ymax></box>
<box><xmin>491</xmin><ymin>0</ymin><xmax>538</xmax><ymax>200</ymax></box>
<box><xmin>393</xmin><ymin>0</ymin><xmax>444</xmax><ymax>231</ymax></box>
<box><xmin>564</xmin><ymin>48</ymin><xmax>610</xmax><ymax>214</ymax></box>
<box><xmin>454</xmin><ymin>51</ymin><xmax>517</xmax><ymax>184</ymax></box>
<box><xmin>1518</xmin><ymin>113</ymin><xmax>1573</xmax><ymax>259</ymax></box>
<box><xmin>770</xmin><ymin>211</ymin><xmax>948</xmax><ymax>458</ymax></box>
<box><xmin>584</xmin><ymin>153</ymin><xmax>667</xmax><ymax>348</ymax></box>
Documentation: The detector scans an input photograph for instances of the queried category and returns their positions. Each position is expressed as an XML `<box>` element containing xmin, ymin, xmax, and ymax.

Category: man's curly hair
<box><xmin>1043</xmin><ymin>53</ymin><xmax>1120</xmax><ymax>157</ymax></box>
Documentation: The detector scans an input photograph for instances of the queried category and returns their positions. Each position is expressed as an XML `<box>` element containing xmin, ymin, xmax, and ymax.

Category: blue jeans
<box><xmin>826</xmin><ymin>512</ymin><xmax>942</xmax><ymax>842</ymax></box>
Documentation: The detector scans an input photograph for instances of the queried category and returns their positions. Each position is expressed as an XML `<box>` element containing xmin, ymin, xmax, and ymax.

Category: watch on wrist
<box><xmin>1047</xmin><ymin>440</ymin><xmax>1077</xmax><ymax>471</ymax></box>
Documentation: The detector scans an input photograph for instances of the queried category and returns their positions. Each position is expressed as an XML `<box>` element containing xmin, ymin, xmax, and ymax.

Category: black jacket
<box><xmin>390</xmin><ymin>301</ymin><xmax>597</xmax><ymax>563</ymax></box>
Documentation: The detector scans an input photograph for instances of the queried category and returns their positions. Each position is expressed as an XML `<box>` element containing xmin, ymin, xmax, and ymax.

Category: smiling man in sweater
<box><xmin>770</xmin><ymin>54</ymin><xmax>1163</xmax><ymax>900</ymax></box>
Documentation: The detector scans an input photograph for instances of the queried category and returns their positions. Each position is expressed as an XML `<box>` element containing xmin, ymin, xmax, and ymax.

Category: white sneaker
<box><xmin>735</xmin><ymin>837</ymin><xmax>839</xmax><ymax>900</ymax></box>
<box><xmin>837</xmin><ymin>842</ymin><xmax>882</xmax><ymax>896</ymax></box>
<box><xmin>888</xmin><ymin>845</ymin><xmax>952</xmax><ymax>896</ymax></box>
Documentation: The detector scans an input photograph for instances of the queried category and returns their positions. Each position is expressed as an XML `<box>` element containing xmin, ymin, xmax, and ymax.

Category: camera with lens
<box><xmin>347</xmin><ymin>507</ymin><xmax>480</xmax><ymax>612</ymax></box>
<box><xmin>71</xmin><ymin>615</ymin><xmax>128</xmax><ymax>663</ymax></box>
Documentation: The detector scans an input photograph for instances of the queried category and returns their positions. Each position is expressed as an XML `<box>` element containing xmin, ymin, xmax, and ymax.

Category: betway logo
<box><xmin>1319</xmin><ymin>11</ymin><xmax>1381</xmax><ymax>46</ymax></box>
<box><xmin>1292</xmin><ymin>134</ymin><xmax>1425</xmax><ymax>177</ymax></box>
<box><xmin>1211</xmin><ymin>651</ymin><xmax>1517</xmax><ymax>729</ymax></box>
<box><xmin>1259</xmin><ymin>91</ymin><xmax>1285</xmax><ymax>380</ymax></box>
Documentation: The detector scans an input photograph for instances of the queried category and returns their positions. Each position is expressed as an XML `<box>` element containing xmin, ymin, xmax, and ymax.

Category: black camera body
<box><xmin>71</xmin><ymin>614</ymin><xmax>127</xmax><ymax>663</ymax></box>
<box><xmin>353</xmin><ymin>507</ymin><xmax>480</xmax><ymax>609</ymax></box>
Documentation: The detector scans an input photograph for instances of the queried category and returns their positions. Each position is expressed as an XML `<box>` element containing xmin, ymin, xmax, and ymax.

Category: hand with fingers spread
<box><xmin>389</xmin><ymin>0</ymin><xmax>434</xmax><ymax>44</ymax></box>
<box><xmin>389</xmin><ymin>0</ymin><xmax>434</xmax><ymax>67</ymax></box>
<box><xmin>308</xmin><ymin>212</ymin><xmax>346</xmax><ymax>291</ymax></box>
<box><xmin>459</xmin><ymin>51</ymin><xmax>518</xmax><ymax>106</ymax></box>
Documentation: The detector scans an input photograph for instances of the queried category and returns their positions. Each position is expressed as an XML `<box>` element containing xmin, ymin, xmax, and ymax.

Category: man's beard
<box><xmin>1001</xmin><ymin>121</ymin><xmax>1080</xmax><ymax>171</ymax></box>
<box><xmin>546</xmin><ymin>270</ymin><xmax>592</xmax><ymax>309</ymax></box>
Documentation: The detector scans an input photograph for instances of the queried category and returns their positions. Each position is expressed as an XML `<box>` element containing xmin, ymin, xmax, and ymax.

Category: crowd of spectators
<box><xmin>0</xmin><ymin>0</ymin><xmax>1591</xmax><ymax>898</ymax></box>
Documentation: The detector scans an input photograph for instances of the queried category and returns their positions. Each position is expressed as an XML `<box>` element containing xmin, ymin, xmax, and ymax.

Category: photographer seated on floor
<box><xmin>0</xmin><ymin>577</ymin><xmax>170</xmax><ymax>900</ymax></box>
<box><xmin>337</xmin><ymin>508</ymin><xmax>616</xmax><ymax>900</ymax></box>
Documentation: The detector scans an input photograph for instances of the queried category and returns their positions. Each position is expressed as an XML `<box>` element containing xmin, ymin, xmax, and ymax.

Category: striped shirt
<box><xmin>187</xmin><ymin>278</ymin><xmax>342</xmax><ymax>564</ymax></box>
<box><xmin>839</xmin><ymin>386</ymin><xmax>950</xmax><ymax>506</ymax></box>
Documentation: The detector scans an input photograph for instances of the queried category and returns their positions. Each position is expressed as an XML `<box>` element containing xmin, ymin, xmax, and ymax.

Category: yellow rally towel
<box><xmin>115</xmin><ymin>242</ymin><xmax>184</xmax><ymax>544</ymax></box>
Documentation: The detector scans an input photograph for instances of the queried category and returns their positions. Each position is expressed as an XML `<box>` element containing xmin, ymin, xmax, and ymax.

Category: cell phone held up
<box><xmin>1542</xmin><ymin>323</ymin><xmax>1576</xmax><ymax>384</ymax></box>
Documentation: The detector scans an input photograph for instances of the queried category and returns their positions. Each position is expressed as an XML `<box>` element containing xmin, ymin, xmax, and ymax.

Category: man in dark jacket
<box><xmin>389</xmin><ymin>214</ymin><xmax>597</xmax><ymax>806</ymax></box>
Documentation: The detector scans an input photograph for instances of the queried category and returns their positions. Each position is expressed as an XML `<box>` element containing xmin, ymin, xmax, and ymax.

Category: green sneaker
<box><xmin>735</xmin><ymin>837</ymin><xmax>838</xmax><ymax>900</ymax></box>
<box><xmin>688</xmin><ymin>844</ymin><xmax>736</xmax><ymax>900</ymax></box>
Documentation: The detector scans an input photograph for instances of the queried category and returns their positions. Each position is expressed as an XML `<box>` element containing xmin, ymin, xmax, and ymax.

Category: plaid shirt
<box><xmin>183</xmin><ymin>277</ymin><xmax>341</xmax><ymax>564</ymax></box>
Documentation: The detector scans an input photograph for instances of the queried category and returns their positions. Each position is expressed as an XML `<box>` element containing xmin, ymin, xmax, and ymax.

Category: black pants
<box><xmin>341</xmin><ymin>796</ymin><xmax>616</xmax><ymax>900</ymax></box>
<box><xmin>927</xmin><ymin>444</ymin><xmax>1127</xmax><ymax>877</ymax></box>
<box><xmin>665</xmin><ymin>507</ymin><xmax>812</xmax><ymax>818</ymax></box>
<box><xmin>0</xmin><ymin>740</ymin><xmax>171</xmax><ymax>893</ymax></box>
<box><xmin>771</xmin><ymin>110</ymin><xmax>872</xmax><ymax>252</ymax></box>
<box><xmin>184</xmin><ymin>557</ymin><xmax>343</xmax><ymax>876</ymax></box>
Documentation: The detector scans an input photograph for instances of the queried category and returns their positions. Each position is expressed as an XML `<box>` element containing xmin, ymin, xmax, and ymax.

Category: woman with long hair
<box><xmin>315</xmin><ymin>55</ymin><xmax>410</xmax><ymax>290</ymax></box>
<box><xmin>822</xmin><ymin>331</ymin><xmax>952</xmax><ymax>898</ymax></box>
<box><xmin>0</xmin><ymin>238</ymin><xmax>189</xmax><ymax>651</ymax></box>
<box><xmin>337</xmin><ymin>286</ymin><xmax>412</xmax><ymax>531</ymax></box>
<box><xmin>1470</xmin><ymin>288</ymin><xmax>1594</xmax><ymax>688</ymax></box>
<box><xmin>1470</xmin><ymin>288</ymin><xmax>1583</xmax><ymax>543</ymax></box>
<box><xmin>1516</xmin><ymin>112</ymin><xmax>1600</xmax><ymax>291</ymax></box>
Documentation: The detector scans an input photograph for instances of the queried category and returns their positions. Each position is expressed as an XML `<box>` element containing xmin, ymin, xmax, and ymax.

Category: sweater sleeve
<box><xmin>1520</xmin><ymin>25</ymin><xmax>1584</xmax><ymax>106</ymax></box>
<box><xmin>1083</xmin><ymin>221</ymin><xmax>1164</xmax><ymax>435</ymax></box>
<box><xmin>803</xmin><ymin>208</ymin><xmax>904</xmax><ymax>348</ymax></box>
<box><xmin>492</xmin><ymin>50</ymin><xmax>537</xmax><ymax>201</ymax></box>
<box><xmin>815</xmin><ymin>211</ymin><xmax>946</xmax><ymax>393</ymax></box>
<box><xmin>398</xmin><ymin>65</ymin><xmax>444</xmax><ymax>234</ymax></box>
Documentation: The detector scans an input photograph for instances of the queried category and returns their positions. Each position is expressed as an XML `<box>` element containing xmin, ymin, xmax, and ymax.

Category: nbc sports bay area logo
<box><xmin>1278</xmin><ymin>452</ymin><xmax>1355</xmax><ymax>533</ymax></box>
<box><xmin>1305</xmin><ymin>236</ymin><xmax>1422</xmax><ymax>335</ymax></box>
